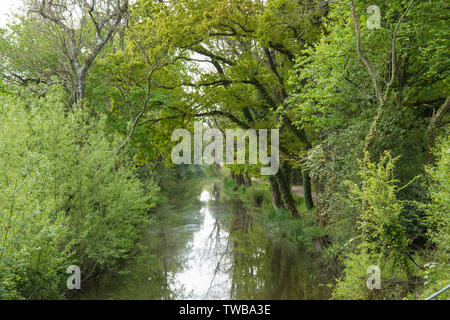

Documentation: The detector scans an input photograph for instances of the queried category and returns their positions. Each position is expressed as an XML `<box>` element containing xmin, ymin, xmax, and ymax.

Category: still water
<box><xmin>78</xmin><ymin>186</ymin><xmax>333</xmax><ymax>300</ymax></box>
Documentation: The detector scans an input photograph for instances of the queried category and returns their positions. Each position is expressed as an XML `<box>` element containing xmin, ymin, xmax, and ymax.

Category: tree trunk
<box><xmin>236</xmin><ymin>174</ymin><xmax>244</xmax><ymax>186</ymax></box>
<box><xmin>302</xmin><ymin>169</ymin><xmax>315</xmax><ymax>210</ymax></box>
<box><xmin>282</xmin><ymin>162</ymin><xmax>292</xmax><ymax>189</ymax></box>
<box><xmin>76</xmin><ymin>71</ymin><xmax>87</xmax><ymax>107</ymax></box>
<box><xmin>316</xmin><ymin>179</ymin><xmax>325</xmax><ymax>226</ymax></box>
<box><xmin>276</xmin><ymin>167</ymin><xmax>299</xmax><ymax>218</ymax></box>
<box><xmin>244</xmin><ymin>172</ymin><xmax>252</xmax><ymax>187</ymax></box>
<box><xmin>269</xmin><ymin>176</ymin><xmax>283</xmax><ymax>210</ymax></box>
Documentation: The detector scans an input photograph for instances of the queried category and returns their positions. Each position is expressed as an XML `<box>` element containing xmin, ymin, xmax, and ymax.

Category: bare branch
<box><xmin>350</xmin><ymin>0</ymin><xmax>383</xmax><ymax>105</ymax></box>
<box><xmin>384</xmin><ymin>0</ymin><xmax>414</xmax><ymax>98</ymax></box>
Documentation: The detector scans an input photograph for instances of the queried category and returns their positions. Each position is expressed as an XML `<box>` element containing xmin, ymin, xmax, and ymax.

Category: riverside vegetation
<box><xmin>0</xmin><ymin>0</ymin><xmax>448</xmax><ymax>300</ymax></box>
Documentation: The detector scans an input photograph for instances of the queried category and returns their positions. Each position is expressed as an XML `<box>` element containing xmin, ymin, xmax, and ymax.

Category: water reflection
<box><xmin>199</xmin><ymin>190</ymin><xmax>213</xmax><ymax>202</ymax></box>
<box><xmin>77</xmin><ymin>186</ymin><xmax>333</xmax><ymax>300</ymax></box>
<box><xmin>171</xmin><ymin>205</ymin><xmax>231</xmax><ymax>299</ymax></box>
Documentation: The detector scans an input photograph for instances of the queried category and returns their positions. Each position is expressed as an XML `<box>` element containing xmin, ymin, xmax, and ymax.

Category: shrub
<box><xmin>333</xmin><ymin>152</ymin><xmax>419</xmax><ymax>299</ymax></box>
<box><xmin>417</xmin><ymin>136</ymin><xmax>450</xmax><ymax>299</ymax></box>
<box><xmin>0</xmin><ymin>91</ymin><xmax>155</xmax><ymax>299</ymax></box>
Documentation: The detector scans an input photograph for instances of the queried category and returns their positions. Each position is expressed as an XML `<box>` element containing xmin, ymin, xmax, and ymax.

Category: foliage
<box><xmin>332</xmin><ymin>152</ymin><xmax>417</xmax><ymax>299</ymax></box>
<box><xmin>0</xmin><ymin>90</ymin><xmax>155</xmax><ymax>299</ymax></box>
<box><xmin>0</xmin><ymin>0</ymin><xmax>448</xmax><ymax>300</ymax></box>
<box><xmin>416</xmin><ymin>136</ymin><xmax>450</xmax><ymax>299</ymax></box>
<box><xmin>264</xmin><ymin>207</ymin><xmax>324</xmax><ymax>252</ymax></box>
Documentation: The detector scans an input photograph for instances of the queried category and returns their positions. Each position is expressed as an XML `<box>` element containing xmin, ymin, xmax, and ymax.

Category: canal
<box><xmin>77</xmin><ymin>180</ymin><xmax>333</xmax><ymax>300</ymax></box>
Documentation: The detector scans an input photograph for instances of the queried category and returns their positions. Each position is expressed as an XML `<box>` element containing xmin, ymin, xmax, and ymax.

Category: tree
<box><xmin>116</xmin><ymin>0</ymin><xmax>328</xmax><ymax>216</ymax></box>
<box><xmin>1</xmin><ymin>0</ymin><xmax>129</xmax><ymax>106</ymax></box>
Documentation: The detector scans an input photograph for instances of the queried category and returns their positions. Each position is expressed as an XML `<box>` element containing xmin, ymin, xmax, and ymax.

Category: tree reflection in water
<box><xmin>77</xmin><ymin>184</ymin><xmax>333</xmax><ymax>300</ymax></box>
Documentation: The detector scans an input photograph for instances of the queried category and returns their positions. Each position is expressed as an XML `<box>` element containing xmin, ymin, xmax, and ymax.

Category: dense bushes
<box><xmin>332</xmin><ymin>153</ymin><xmax>416</xmax><ymax>299</ymax></box>
<box><xmin>0</xmin><ymin>91</ymin><xmax>156</xmax><ymax>299</ymax></box>
<box><xmin>418</xmin><ymin>136</ymin><xmax>450</xmax><ymax>299</ymax></box>
<box><xmin>331</xmin><ymin>148</ymin><xmax>449</xmax><ymax>300</ymax></box>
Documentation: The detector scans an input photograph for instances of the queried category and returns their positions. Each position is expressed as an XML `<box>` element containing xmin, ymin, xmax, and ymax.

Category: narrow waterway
<box><xmin>77</xmin><ymin>183</ymin><xmax>333</xmax><ymax>300</ymax></box>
